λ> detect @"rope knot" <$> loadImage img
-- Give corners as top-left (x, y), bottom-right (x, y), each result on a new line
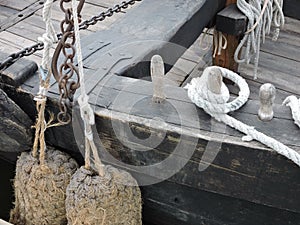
top-left (185, 66), bottom-right (249, 115)
top-left (78, 94), bottom-right (95, 141)
top-left (34, 86), bottom-right (49, 102)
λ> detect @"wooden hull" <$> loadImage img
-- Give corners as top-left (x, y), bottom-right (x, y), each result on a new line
top-left (1, 0), bottom-right (300, 223)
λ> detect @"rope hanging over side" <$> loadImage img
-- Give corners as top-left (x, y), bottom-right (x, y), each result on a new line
top-left (234, 0), bottom-right (284, 79)
top-left (66, 3), bottom-right (142, 224)
top-left (10, 1), bottom-right (79, 224)
top-left (185, 66), bottom-right (300, 167)
top-left (33, 0), bottom-right (58, 165)
top-left (71, 0), bottom-right (105, 177)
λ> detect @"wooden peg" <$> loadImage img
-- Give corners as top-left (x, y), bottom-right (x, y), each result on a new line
top-left (258, 83), bottom-right (276, 121)
top-left (151, 55), bottom-right (166, 103)
top-left (207, 68), bottom-right (223, 94)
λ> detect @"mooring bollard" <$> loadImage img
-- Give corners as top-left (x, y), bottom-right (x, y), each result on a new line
top-left (258, 83), bottom-right (276, 121)
top-left (151, 55), bottom-right (166, 103)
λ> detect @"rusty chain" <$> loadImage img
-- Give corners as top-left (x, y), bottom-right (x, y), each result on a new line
top-left (0, 0), bottom-right (141, 124)
top-left (53, 0), bottom-right (85, 124)
top-left (0, 0), bottom-right (141, 71)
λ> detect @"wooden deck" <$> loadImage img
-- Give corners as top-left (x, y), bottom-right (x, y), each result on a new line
top-left (0, 0), bottom-right (131, 64)
top-left (1, 0), bottom-right (300, 224)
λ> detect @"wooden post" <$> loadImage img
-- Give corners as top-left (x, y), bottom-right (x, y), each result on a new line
top-left (213, 0), bottom-right (247, 72)
top-left (151, 55), bottom-right (166, 103)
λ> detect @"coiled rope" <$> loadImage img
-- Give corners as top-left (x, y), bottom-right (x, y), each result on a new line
top-left (185, 66), bottom-right (300, 167)
top-left (234, 0), bottom-right (284, 79)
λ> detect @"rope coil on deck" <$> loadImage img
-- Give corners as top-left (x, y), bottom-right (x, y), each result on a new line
top-left (185, 66), bottom-right (300, 167)
top-left (65, 1), bottom-right (142, 224)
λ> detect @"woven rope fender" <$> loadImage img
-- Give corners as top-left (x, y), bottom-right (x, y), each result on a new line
top-left (10, 148), bottom-right (78, 225)
top-left (65, 1), bottom-right (142, 224)
top-left (66, 166), bottom-right (142, 225)
top-left (185, 66), bottom-right (300, 167)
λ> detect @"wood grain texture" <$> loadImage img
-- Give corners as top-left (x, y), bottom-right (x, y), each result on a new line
top-left (0, 88), bottom-right (32, 157)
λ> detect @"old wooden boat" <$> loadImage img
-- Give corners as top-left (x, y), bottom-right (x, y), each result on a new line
top-left (0, 0), bottom-right (300, 224)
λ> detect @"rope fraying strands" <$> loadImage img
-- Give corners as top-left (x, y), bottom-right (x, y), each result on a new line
top-left (185, 66), bottom-right (300, 167)
top-left (10, 1), bottom-right (79, 224)
top-left (283, 95), bottom-right (300, 129)
top-left (65, 1), bottom-right (142, 224)
top-left (234, 0), bottom-right (285, 79)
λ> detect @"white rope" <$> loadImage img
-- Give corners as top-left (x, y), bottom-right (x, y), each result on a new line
top-left (38, 0), bottom-right (57, 72)
top-left (235, 0), bottom-right (284, 79)
top-left (283, 96), bottom-right (300, 128)
top-left (213, 29), bottom-right (227, 58)
top-left (185, 66), bottom-right (300, 167)
top-left (72, 0), bottom-right (105, 176)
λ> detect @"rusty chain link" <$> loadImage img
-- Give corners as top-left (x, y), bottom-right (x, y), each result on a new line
top-left (53, 0), bottom-right (85, 124)
top-left (0, 0), bottom-right (141, 71)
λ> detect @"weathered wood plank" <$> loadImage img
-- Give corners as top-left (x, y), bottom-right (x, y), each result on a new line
top-left (0, 88), bottom-right (32, 157)
top-left (284, 17), bottom-right (300, 35)
top-left (239, 61), bottom-right (300, 96)
top-left (0, 33), bottom-right (42, 65)
top-left (260, 35), bottom-right (300, 63)
top-left (34, 1), bottom-right (118, 32)
top-left (0, 0), bottom-right (45, 32)
top-left (0, 51), bottom-right (37, 86)
top-left (0, 0), bottom-right (37, 11)
top-left (0, 5), bottom-right (18, 22)
top-left (142, 180), bottom-right (300, 225)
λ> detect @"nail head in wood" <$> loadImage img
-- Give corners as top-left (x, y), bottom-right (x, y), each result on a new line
top-left (258, 83), bottom-right (276, 121)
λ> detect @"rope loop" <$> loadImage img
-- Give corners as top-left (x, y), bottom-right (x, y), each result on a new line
top-left (187, 66), bottom-right (250, 115)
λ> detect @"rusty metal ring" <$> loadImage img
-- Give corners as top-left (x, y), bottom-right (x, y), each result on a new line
top-left (57, 111), bottom-right (71, 125)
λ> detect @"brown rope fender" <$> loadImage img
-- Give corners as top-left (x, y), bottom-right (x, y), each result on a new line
top-left (10, 0), bottom-right (78, 224)
top-left (65, 1), bottom-right (142, 224)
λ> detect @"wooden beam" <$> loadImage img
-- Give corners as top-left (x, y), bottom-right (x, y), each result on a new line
top-left (213, 0), bottom-right (247, 72)
top-left (0, 51), bottom-right (37, 87)
top-left (10, 74), bottom-right (297, 214)
top-left (216, 4), bottom-right (247, 36)
top-left (283, 0), bottom-right (300, 20)
top-left (0, 88), bottom-right (32, 162)
top-left (0, 0), bottom-right (45, 32)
